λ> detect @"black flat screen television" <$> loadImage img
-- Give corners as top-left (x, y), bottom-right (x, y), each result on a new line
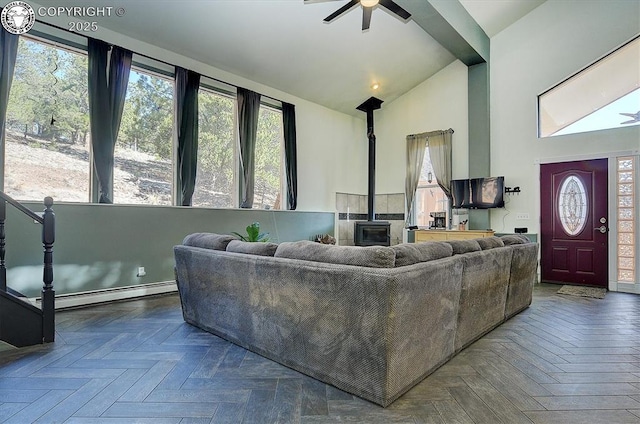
top-left (451, 176), bottom-right (504, 209)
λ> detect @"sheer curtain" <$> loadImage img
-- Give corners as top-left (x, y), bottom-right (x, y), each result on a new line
top-left (175, 67), bottom-right (201, 206)
top-left (87, 39), bottom-right (132, 203)
top-left (0, 29), bottom-right (18, 190)
top-left (405, 129), bottom-right (454, 225)
top-left (428, 128), bottom-right (454, 199)
top-left (405, 133), bottom-right (428, 225)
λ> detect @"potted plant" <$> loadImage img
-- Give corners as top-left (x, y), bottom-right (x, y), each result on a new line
top-left (232, 222), bottom-right (270, 242)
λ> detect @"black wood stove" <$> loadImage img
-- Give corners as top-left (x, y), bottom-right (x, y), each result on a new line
top-left (354, 97), bottom-right (390, 247)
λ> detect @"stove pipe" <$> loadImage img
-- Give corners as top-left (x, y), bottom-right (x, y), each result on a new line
top-left (356, 97), bottom-right (383, 221)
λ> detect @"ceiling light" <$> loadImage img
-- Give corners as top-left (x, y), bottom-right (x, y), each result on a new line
top-left (361, 0), bottom-right (379, 7)
top-left (371, 82), bottom-right (380, 90)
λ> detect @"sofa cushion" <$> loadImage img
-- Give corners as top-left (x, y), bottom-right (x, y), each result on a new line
top-left (226, 240), bottom-right (278, 257)
top-left (446, 239), bottom-right (482, 255)
top-left (391, 242), bottom-right (453, 267)
top-left (500, 234), bottom-right (531, 245)
top-left (476, 236), bottom-right (505, 250)
top-left (183, 232), bottom-right (235, 251)
top-left (275, 240), bottom-right (396, 268)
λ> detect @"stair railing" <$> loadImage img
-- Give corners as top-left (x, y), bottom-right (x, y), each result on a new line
top-left (0, 192), bottom-right (55, 343)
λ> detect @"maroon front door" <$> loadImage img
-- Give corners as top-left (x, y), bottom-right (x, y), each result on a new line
top-left (540, 159), bottom-right (608, 287)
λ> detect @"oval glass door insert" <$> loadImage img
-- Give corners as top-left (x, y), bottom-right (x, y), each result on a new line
top-left (558, 175), bottom-right (588, 236)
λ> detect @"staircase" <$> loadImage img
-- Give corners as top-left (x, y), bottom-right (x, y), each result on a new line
top-left (0, 193), bottom-right (55, 348)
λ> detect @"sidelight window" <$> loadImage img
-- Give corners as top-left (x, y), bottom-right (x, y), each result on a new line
top-left (617, 157), bottom-right (636, 282)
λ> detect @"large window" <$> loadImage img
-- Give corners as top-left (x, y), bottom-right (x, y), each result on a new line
top-left (192, 87), bottom-right (236, 208)
top-left (414, 148), bottom-right (448, 227)
top-left (115, 66), bottom-right (173, 205)
top-left (5, 35), bottom-right (90, 202)
top-left (539, 36), bottom-right (640, 138)
top-left (3, 30), bottom-right (287, 209)
top-left (254, 105), bottom-right (283, 209)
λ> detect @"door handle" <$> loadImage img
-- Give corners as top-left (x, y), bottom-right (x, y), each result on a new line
top-left (594, 225), bottom-right (608, 234)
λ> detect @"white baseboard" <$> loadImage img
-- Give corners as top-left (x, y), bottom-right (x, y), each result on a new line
top-left (31, 281), bottom-right (178, 310)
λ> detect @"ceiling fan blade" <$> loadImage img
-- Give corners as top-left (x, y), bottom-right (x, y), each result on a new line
top-left (324, 0), bottom-right (359, 22)
top-left (362, 6), bottom-right (372, 30)
top-left (379, 0), bottom-right (411, 20)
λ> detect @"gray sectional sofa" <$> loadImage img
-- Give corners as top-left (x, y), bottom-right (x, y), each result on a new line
top-left (174, 233), bottom-right (538, 407)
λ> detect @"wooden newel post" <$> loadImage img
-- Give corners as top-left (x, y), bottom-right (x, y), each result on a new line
top-left (42, 196), bottom-right (55, 343)
top-left (0, 199), bottom-right (6, 292)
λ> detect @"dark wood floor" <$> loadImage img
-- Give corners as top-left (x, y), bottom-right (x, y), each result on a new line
top-left (0, 283), bottom-right (639, 423)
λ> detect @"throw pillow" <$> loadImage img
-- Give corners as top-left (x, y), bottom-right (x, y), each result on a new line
top-left (446, 239), bottom-right (482, 255)
top-left (392, 242), bottom-right (453, 267)
top-left (500, 234), bottom-right (530, 246)
top-left (182, 232), bottom-right (236, 251)
top-left (274, 240), bottom-right (396, 268)
top-left (476, 236), bottom-right (505, 250)
top-left (226, 240), bottom-right (278, 257)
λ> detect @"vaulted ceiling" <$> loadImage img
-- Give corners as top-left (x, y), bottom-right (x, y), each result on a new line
top-left (40, 0), bottom-right (546, 116)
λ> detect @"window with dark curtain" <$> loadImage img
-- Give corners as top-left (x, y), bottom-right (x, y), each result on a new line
top-left (282, 102), bottom-right (297, 210)
top-left (87, 38), bottom-right (132, 203)
top-left (175, 67), bottom-right (201, 206)
top-left (237, 87), bottom-right (261, 208)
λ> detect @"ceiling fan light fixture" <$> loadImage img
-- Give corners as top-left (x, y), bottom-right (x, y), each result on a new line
top-left (361, 0), bottom-right (379, 7)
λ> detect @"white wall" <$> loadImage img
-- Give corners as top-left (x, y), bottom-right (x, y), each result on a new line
top-left (376, 59), bottom-right (469, 196)
top-left (490, 0), bottom-right (640, 234)
top-left (31, 5), bottom-right (367, 213)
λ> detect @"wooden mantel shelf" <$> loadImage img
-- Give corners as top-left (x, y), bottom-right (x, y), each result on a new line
top-left (411, 229), bottom-right (494, 243)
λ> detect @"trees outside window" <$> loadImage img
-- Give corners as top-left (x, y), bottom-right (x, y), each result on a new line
top-left (192, 89), bottom-right (235, 208)
top-left (5, 36), bottom-right (90, 202)
top-left (115, 68), bottom-right (173, 205)
top-left (4, 35), bottom-right (286, 209)
top-left (254, 106), bottom-right (283, 210)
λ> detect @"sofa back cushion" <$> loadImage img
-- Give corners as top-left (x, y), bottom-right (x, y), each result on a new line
top-left (446, 239), bottom-right (482, 255)
top-left (476, 236), bottom-right (505, 250)
top-left (391, 242), bottom-right (453, 267)
top-left (183, 232), bottom-right (235, 251)
top-left (226, 240), bottom-right (278, 257)
top-left (275, 240), bottom-right (396, 268)
top-left (500, 234), bottom-right (531, 245)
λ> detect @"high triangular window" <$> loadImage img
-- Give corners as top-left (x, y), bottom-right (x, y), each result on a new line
top-left (538, 36), bottom-right (640, 138)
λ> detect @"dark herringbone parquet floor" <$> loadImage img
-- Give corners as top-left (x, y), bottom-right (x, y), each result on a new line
top-left (1, 283), bottom-right (639, 423)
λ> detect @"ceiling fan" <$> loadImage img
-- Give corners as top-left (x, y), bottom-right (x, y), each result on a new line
top-left (619, 111), bottom-right (640, 125)
top-left (305, 0), bottom-right (411, 31)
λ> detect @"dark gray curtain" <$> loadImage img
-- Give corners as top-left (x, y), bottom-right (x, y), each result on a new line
top-left (0, 29), bottom-right (19, 190)
top-left (175, 67), bottom-right (201, 206)
top-left (87, 39), bottom-right (132, 203)
top-left (282, 102), bottom-right (297, 210)
top-left (237, 87), bottom-right (261, 208)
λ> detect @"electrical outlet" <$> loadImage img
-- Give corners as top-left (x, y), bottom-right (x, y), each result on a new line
top-left (137, 266), bottom-right (146, 277)
top-left (516, 213), bottom-right (530, 220)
